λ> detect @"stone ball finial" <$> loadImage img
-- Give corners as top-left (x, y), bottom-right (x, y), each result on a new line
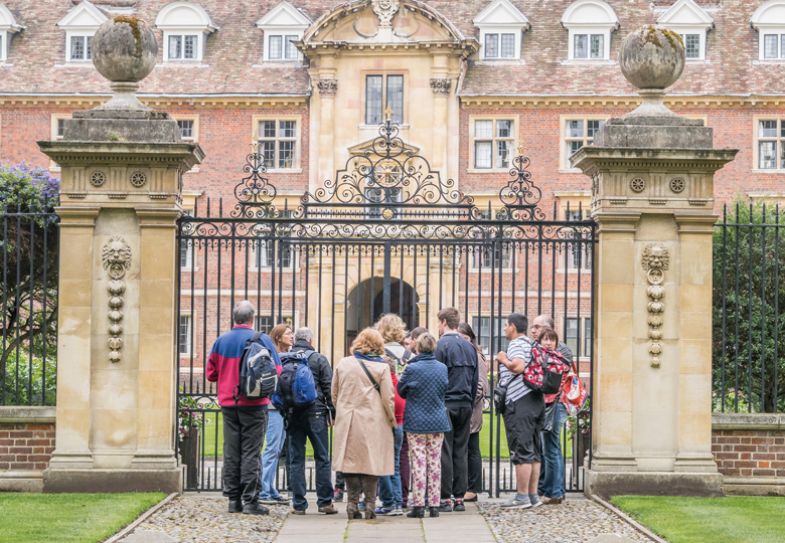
top-left (92, 16), bottom-right (158, 110)
top-left (619, 26), bottom-right (685, 118)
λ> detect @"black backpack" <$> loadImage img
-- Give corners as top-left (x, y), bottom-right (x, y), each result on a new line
top-left (235, 332), bottom-right (278, 401)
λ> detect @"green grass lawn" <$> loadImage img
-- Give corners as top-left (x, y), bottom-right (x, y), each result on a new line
top-left (0, 493), bottom-right (164, 543)
top-left (612, 496), bottom-right (785, 543)
top-left (200, 411), bottom-right (573, 460)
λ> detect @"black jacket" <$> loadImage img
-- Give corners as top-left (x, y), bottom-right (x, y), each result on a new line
top-left (434, 332), bottom-right (479, 407)
top-left (291, 339), bottom-right (335, 417)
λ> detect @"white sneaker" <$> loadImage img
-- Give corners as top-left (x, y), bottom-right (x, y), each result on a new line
top-left (388, 507), bottom-right (404, 516)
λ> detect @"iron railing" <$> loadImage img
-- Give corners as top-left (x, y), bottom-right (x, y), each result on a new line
top-left (0, 204), bottom-right (59, 406)
top-left (713, 201), bottom-right (785, 413)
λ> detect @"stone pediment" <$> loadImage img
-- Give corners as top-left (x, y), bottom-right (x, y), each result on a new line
top-left (347, 137), bottom-right (419, 157)
top-left (304, 0), bottom-right (466, 47)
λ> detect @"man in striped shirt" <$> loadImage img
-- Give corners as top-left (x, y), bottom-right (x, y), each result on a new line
top-left (496, 313), bottom-right (544, 509)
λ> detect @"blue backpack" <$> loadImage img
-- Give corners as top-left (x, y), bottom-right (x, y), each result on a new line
top-left (235, 332), bottom-right (278, 401)
top-left (272, 349), bottom-right (318, 410)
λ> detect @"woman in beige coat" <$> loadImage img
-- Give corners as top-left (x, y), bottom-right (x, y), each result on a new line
top-left (332, 327), bottom-right (396, 520)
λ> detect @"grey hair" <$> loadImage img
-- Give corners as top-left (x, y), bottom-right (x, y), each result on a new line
top-left (294, 327), bottom-right (313, 344)
top-left (233, 300), bottom-right (256, 325)
top-left (534, 314), bottom-right (555, 329)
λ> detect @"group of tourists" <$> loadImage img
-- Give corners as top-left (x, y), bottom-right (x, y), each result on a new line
top-left (206, 300), bottom-right (580, 518)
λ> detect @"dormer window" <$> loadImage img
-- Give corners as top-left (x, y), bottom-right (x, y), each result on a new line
top-left (657, 0), bottom-right (713, 61)
top-left (473, 0), bottom-right (530, 61)
top-left (752, 1), bottom-right (785, 61)
top-left (56, 0), bottom-right (106, 64)
top-left (155, 2), bottom-right (217, 63)
top-left (256, 1), bottom-right (311, 63)
top-left (561, 0), bottom-right (619, 61)
top-left (0, 4), bottom-right (23, 63)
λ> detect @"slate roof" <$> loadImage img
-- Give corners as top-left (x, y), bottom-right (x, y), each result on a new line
top-left (0, 0), bottom-right (781, 97)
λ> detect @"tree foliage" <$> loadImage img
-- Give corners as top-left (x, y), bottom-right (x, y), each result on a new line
top-left (0, 164), bottom-right (59, 405)
top-left (713, 200), bottom-right (785, 413)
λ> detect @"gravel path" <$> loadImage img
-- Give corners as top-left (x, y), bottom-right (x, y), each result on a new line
top-left (117, 494), bottom-right (288, 543)
top-left (480, 496), bottom-right (655, 543)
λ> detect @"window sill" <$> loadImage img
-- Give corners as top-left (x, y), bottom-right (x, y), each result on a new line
top-left (56, 62), bottom-right (93, 68)
top-left (254, 60), bottom-right (303, 66)
top-left (753, 60), bottom-right (785, 65)
top-left (477, 58), bottom-right (524, 65)
top-left (358, 124), bottom-right (410, 130)
top-left (556, 268), bottom-right (593, 274)
top-left (266, 168), bottom-right (302, 174)
top-left (558, 168), bottom-right (586, 174)
top-left (752, 169), bottom-right (785, 174)
top-left (468, 268), bottom-right (514, 273)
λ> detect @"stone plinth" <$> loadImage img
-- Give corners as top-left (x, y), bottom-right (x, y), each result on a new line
top-left (38, 108), bottom-right (203, 493)
top-left (572, 112), bottom-right (736, 498)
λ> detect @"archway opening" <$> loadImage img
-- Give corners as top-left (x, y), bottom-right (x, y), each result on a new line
top-left (345, 277), bottom-right (419, 351)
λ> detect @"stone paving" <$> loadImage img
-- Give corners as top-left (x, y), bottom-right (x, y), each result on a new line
top-left (115, 493), bottom-right (654, 543)
top-left (480, 495), bottom-right (654, 543)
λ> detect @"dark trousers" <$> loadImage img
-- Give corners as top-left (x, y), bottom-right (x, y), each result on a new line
top-left (288, 409), bottom-right (334, 510)
top-left (440, 404), bottom-right (473, 501)
top-left (345, 474), bottom-right (378, 511)
top-left (467, 431), bottom-right (482, 493)
top-left (221, 406), bottom-right (267, 504)
top-left (400, 433), bottom-right (410, 506)
top-left (335, 471), bottom-right (345, 490)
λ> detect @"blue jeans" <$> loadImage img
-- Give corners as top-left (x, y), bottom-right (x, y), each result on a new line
top-left (538, 402), bottom-right (567, 499)
top-left (259, 408), bottom-right (286, 499)
top-left (288, 409), bottom-right (333, 511)
top-left (378, 424), bottom-right (403, 508)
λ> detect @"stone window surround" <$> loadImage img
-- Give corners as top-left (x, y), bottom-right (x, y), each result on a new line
top-left (263, 31), bottom-right (303, 62)
top-left (565, 315), bottom-right (592, 358)
top-left (363, 72), bottom-right (405, 126)
top-left (656, 0), bottom-right (714, 62)
top-left (161, 30), bottom-right (206, 63)
top-left (155, 1), bottom-right (218, 64)
top-left (753, 115), bottom-right (785, 172)
top-left (555, 192), bottom-right (592, 272)
top-left (252, 114), bottom-right (302, 173)
top-left (559, 114), bottom-right (606, 172)
top-left (249, 238), bottom-right (297, 271)
top-left (255, 0), bottom-right (310, 63)
top-left (178, 313), bottom-right (192, 356)
top-left (49, 113), bottom-right (71, 172)
top-left (467, 114), bottom-right (518, 173)
top-left (479, 29), bottom-right (521, 61)
top-left (173, 114), bottom-right (200, 172)
top-left (0, 30), bottom-right (6, 62)
top-left (0, 4), bottom-right (22, 64)
top-left (468, 315), bottom-right (510, 354)
top-left (473, 0), bottom-right (529, 62)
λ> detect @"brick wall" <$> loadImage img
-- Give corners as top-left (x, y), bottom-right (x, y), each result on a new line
top-left (0, 407), bottom-right (56, 491)
top-left (712, 413), bottom-right (785, 496)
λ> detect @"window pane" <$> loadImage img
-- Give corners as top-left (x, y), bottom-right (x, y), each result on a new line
top-left (684, 34), bottom-right (700, 59)
top-left (567, 119), bottom-right (583, 138)
top-left (183, 35), bottom-right (196, 59)
top-left (177, 120), bottom-right (194, 139)
top-left (474, 141), bottom-right (492, 169)
top-left (474, 120), bottom-right (493, 138)
top-left (500, 33), bottom-right (516, 58)
top-left (583, 318), bottom-right (592, 357)
top-left (590, 34), bottom-right (604, 59)
top-left (260, 141), bottom-right (275, 167)
top-left (278, 140), bottom-right (295, 168)
top-left (180, 240), bottom-right (192, 268)
top-left (759, 120), bottom-right (777, 138)
top-left (259, 120), bottom-right (276, 139)
top-left (269, 35), bottom-right (282, 60)
top-left (0, 34), bottom-right (4, 61)
top-left (587, 120), bottom-right (601, 139)
top-left (567, 140), bottom-right (583, 163)
top-left (781, 142), bottom-right (785, 169)
top-left (565, 318), bottom-right (579, 355)
top-left (56, 119), bottom-right (66, 138)
top-left (70, 36), bottom-right (84, 60)
top-left (86, 35), bottom-right (93, 59)
top-left (764, 34), bottom-right (778, 59)
top-left (496, 140), bottom-right (511, 169)
top-left (279, 120), bottom-right (296, 138)
top-left (365, 75), bottom-right (383, 125)
top-left (574, 34), bottom-right (588, 59)
top-left (782, 35), bottom-right (785, 59)
top-left (759, 141), bottom-right (776, 169)
top-left (496, 119), bottom-right (512, 138)
top-left (484, 33), bottom-right (499, 58)
top-left (168, 35), bottom-right (182, 59)
top-left (178, 316), bottom-right (191, 355)
top-left (386, 75), bottom-right (404, 124)
top-left (285, 35), bottom-right (298, 59)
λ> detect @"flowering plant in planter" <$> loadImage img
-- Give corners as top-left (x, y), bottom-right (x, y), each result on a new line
top-left (178, 393), bottom-right (200, 441)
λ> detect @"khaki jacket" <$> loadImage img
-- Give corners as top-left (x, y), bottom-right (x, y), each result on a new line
top-left (332, 355), bottom-right (396, 476)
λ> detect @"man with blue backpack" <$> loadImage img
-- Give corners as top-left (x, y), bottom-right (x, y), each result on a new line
top-left (206, 301), bottom-right (280, 515)
top-left (274, 327), bottom-right (338, 515)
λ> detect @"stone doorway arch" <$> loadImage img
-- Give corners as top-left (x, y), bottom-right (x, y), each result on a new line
top-left (345, 276), bottom-right (419, 351)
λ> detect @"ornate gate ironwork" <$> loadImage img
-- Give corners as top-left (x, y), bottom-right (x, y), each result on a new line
top-left (176, 119), bottom-right (595, 495)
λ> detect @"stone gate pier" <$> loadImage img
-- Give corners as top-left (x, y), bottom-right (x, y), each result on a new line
top-left (37, 17), bottom-right (201, 492)
top-left (573, 27), bottom-right (737, 497)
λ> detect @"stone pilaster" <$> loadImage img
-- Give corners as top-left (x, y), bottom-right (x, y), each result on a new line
top-left (37, 16), bottom-right (203, 493)
top-left (572, 26), bottom-right (737, 498)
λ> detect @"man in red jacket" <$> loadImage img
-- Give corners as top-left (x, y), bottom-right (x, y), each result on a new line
top-left (207, 300), bottom-right (281, 515)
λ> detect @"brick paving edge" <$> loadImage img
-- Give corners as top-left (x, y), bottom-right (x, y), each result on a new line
top-left (589, 495), bottom-right (668, 543)
top-left (103, 492), bottom-right (179, 543)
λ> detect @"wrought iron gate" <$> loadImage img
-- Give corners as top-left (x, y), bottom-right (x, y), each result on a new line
top-left (176, 120), bottom-right (595, 494)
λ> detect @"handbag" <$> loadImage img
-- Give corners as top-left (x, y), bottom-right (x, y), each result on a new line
top-left (542, 401), bottom-right (557, 433)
